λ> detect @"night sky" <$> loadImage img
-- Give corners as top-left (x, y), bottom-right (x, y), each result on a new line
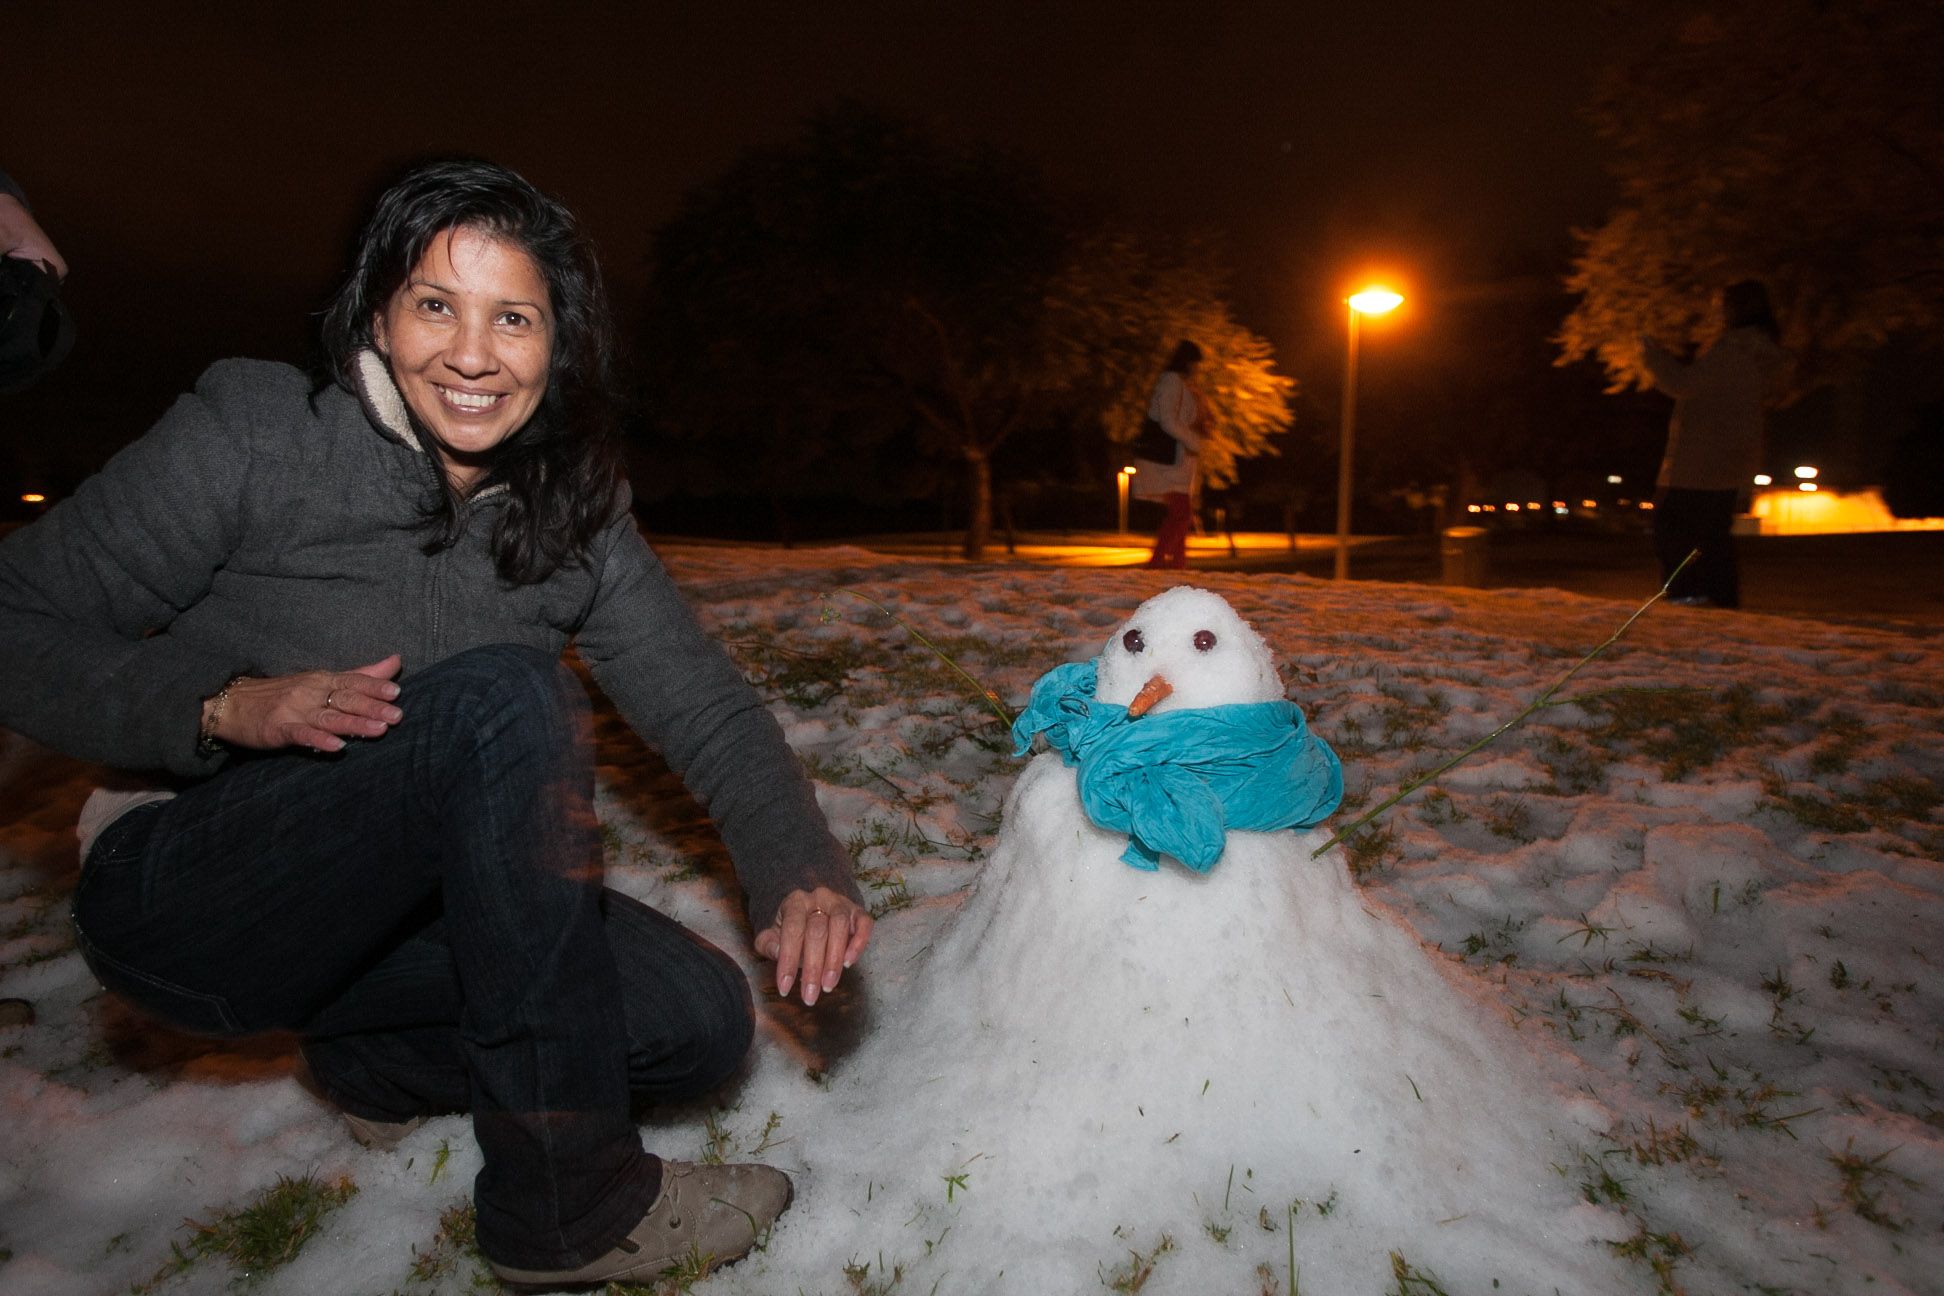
top-left (5, 1), bottom-right (1619, 471)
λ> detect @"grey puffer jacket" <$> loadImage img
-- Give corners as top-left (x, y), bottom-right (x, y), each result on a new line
top-left (0, 353), bottom-right (858, 926)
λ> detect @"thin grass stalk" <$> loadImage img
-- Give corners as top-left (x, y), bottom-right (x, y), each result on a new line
top-left (837, 587), bottom-right (1016, 727)
top-left (1310, 549), bottom-right (1698, 860)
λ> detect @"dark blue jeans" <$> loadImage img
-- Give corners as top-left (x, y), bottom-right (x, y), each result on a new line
top-left (70, 644), bottom-right (755, 1270)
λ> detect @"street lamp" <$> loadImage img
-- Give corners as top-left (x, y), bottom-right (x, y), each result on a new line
top-left (1116, 464), bottom-right (1136, 535)
top-left (1334, 286), bottom-right (1403, 581)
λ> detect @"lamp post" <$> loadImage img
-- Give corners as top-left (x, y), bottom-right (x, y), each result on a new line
top-left (1334, 286), bottom-right (1403, 581)
top-left (1116, 464), bottom-right (1136, 536)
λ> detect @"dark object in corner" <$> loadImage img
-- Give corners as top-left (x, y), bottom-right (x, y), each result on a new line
top-left (0, 255), bottom-right (75, 394)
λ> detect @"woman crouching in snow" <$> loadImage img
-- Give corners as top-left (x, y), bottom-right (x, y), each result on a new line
top-left (0, 158), bottom-right (870, 1290)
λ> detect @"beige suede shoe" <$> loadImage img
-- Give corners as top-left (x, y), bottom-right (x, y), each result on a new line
top-left (341, 1111), bottom-right (427, 1151)
top-left (487, 1160), bottom-right (793, 1292)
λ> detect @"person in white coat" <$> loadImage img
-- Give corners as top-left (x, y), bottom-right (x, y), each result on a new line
top-left (1640, 281), bottom-right (1786, 608)
top-left (1133, 339), bottom-right (1206, 568)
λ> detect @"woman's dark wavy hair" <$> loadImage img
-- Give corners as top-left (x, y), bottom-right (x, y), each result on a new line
top-left (319, 158), bottom-right (622, 585)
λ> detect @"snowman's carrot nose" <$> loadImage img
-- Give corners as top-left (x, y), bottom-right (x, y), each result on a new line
top-left (1126, 674), bottom-right (1173, 718)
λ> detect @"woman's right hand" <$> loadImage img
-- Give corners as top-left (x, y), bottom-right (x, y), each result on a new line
top-left (206, 654), bottom-right (405, 753)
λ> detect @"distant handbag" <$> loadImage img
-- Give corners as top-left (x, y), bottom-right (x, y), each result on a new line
top-left (1131, 415), bottom-right (1178, 464)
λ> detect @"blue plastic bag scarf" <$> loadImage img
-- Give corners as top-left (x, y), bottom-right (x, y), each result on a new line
top-left (1010, 659), bottom-right (1344, 872)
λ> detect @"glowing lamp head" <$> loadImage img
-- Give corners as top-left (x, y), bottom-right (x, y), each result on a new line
top-left (1793, 465), bottom-right (1819, 480)
top-left (1753, 474), bottom-right (1773, 486)
top-left (1347, 288), bottom-right (1403, 315)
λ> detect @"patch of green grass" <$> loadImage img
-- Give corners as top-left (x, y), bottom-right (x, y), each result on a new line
top-left (1480, 795), bottom-right (1535, 843)
top-left (697, 1108), bottom-right (784, 1167)
top-left (1575, 1151), bottom-right (1631, 1205)
top-left (1764, 767), bottom-right (1940, 839)
top-left (1829, 1140), bottom-right (1919, 1231)
top-left (1292, 1189), bottom-right (1339, 1218)
top-left (1099, 1232), bottom-right (1174, 1293)
top-left (1536, 733), bottom-right (1609, 795)
top-left (1618, 1117), bottom-right (1712, 1167)
top-left (1762, 778), bottom-right (1871, 833)
top-left (1385, 1251), bottom-right (1452, 1295)
top-left (1341, 824), bottom-right (1398, 880)
top-left (1414, 788), bottom-right (1467, 826)
top-left (1868, 680), bottom-right (1942, 708)
top-left (1859, 773), bottom-right (1942, 823)
top-left (1455, 915), bottom-right (1526, 966)
top-left (137, 1173), bottom-right (357, 1292)
top-left (1606, 1218), bottom-right (1694, 1296)
top-left (1664, 1065), bottom-right (1819, 1136)
top-left (839, 1254), bottom-right (906, 1295)
top-left (405, 1202), bottom-right (490, 1287)
top-left (740, 630), bottom-right (894, 710)
top-left (1375, 688), bottom-right (1448, 753)
top-left (1556, 913), bottom-right (1615, 948)
top-left (1623, 940), bottom-right (1691, 966)
top-left (846, 817), bottom-right (931, 915)
top-left (802, 751), bottom-right (868, 785)
top-left (1582, 683), bottom-right (1787, 780)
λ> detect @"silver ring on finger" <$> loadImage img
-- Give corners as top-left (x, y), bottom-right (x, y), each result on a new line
top-left (324, 688), bottom-right (339, 711)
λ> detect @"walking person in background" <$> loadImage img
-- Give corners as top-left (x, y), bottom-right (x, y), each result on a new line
top-left (1640, 280), bottom-right (1786, 608)
top-left (1133, 339), bottom-right (1207, 569)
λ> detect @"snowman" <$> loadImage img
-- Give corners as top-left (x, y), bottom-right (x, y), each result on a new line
top-left (748, 587), bottom-right (1627, 1294)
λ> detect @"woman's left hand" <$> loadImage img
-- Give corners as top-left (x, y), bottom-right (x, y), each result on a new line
top-left (754, 887), bottom-right (873, 1007)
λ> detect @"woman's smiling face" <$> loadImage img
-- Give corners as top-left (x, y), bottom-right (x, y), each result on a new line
top-left (373, 225), bottom-right (553, 492)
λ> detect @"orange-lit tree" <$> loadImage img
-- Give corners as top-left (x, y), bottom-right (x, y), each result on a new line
top-left (1051, 238), bottom-right (1293, 494)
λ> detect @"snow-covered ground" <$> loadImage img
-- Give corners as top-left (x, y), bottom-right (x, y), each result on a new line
top-left (2, 544), bottom-right (1939, 1295)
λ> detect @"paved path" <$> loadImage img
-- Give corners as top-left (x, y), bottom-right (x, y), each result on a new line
top-left (833, 528), bottom-right (1944, 633)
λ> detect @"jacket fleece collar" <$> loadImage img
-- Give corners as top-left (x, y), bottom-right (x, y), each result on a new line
top-left (352, 348), bottom-right (424, 453)
top-left (351, 348), bottom-right (508, 499)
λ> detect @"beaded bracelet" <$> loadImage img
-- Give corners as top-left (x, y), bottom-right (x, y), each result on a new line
top-left (197, 675), bottom-right (247, 757)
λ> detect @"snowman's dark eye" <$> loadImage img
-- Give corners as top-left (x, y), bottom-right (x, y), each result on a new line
top-left (1193, 629), bottom-right (1218, 652)
top-left (1122, 628), bottom-right (1145, 653)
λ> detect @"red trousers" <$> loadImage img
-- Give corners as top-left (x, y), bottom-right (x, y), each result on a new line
top-left (1146, 493), bottom-right (1192, 569)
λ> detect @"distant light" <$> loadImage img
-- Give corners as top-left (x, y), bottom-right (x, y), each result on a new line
top-left (20, 493), bottom-right (45, 504)
top-left (1794, 465), bottom-right (1819, 480)
top-left (1527, 501), bottom-right (1542, 511)
top-left (1580, 499), bottom-right (1598, 509)
top-left (1640, 501), bottom-right (1654, 510)
top-left (1799, 481), bottom-right (1819, 492)
top-left (1348, 287), bottom-right (1403, 315)
top-left (1753, 474), bottom-right (1773, 487)
top-left (1466, 503), bottom-right (1482, 513)
top-left (1482, 504), bottom-right (1497, 512)
top-left (1551, 500), bottom-right (1565, 509)
top-left (1554, 506), bottom-right (1569, 515)
top-left (1606, 475), bottom-right (1623, 485)
top-left (1121, 465), bottom-right (1137, 475)
top-left (1505, 502), bottom-right (1521, 512)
